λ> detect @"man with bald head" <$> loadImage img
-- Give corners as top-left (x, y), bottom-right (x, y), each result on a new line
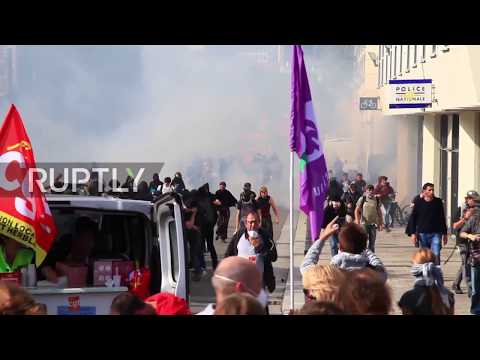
top-left (197, 256), bottom-right (265, 315)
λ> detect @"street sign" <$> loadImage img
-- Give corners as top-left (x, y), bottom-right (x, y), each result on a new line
top-left (359, 97), bottom-right (379, 110)
top-left (389, 79), bottom-right (432, 109)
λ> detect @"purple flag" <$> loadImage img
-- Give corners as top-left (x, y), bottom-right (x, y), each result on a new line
top-left (289, 45), bottom-right (329, 241)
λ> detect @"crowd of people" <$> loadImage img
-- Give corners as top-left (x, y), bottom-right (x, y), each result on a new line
top-left (3, 165), bottom-right (479, 316)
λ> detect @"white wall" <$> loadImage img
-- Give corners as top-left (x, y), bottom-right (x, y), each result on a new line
top-left (458, 111), bottom-right (479, 204)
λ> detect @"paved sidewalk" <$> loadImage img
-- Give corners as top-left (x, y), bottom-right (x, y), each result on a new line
top-left (280, 217), bottom-right (472, 315)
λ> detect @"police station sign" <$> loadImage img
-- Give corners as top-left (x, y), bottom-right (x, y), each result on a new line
top-left (389, 79), bottom-right (432, 109)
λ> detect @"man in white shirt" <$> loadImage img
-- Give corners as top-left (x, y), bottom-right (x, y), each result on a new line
top-left (197, 256), bottom-right (264, 315)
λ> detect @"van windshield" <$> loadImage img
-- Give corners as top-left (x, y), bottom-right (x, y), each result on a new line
top-left (37, 208), bottom-right (154, 288)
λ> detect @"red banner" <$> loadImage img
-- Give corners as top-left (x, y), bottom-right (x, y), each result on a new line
top-left (0, 104), bottom-right (57, 266)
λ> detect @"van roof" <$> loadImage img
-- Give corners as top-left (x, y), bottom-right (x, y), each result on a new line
top-left (46, 194), bottom-right (153, 218)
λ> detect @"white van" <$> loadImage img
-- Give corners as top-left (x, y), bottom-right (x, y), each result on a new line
top-left (30, 192), bottom-right (188, 315)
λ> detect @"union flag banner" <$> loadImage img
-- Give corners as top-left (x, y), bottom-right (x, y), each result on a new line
top-left (0, 104), bottom-right (57, 266)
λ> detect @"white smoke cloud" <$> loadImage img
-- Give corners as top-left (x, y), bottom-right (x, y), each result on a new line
top-left (0, 45), bottom-right (369, 206)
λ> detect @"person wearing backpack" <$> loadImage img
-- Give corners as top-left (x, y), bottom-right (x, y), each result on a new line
top-left (355, 184), bottom-right (384, 252)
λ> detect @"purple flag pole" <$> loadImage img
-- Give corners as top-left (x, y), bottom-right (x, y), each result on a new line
top-left (289, 45), bottom-right (329, 310)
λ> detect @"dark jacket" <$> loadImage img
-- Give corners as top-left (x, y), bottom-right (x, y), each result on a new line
top-left (341, 190), bottom-right (361, 216)
top-left (406, 196), bottom-right (448, 236)
top-left (215, 189), bottom-right (238, 209)
top-left (225, 227), bottom-right (277, 293)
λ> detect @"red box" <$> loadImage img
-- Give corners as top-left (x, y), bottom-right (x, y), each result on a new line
top-left (93, 260), bottom-right (134, 287)
top-left (56, 262), bottom-right (88, 288)
top-left (0, 272), bottom-right (21, 285)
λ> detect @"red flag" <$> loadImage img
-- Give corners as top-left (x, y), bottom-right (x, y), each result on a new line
top-left (0, 104), bottom-right (57, 266)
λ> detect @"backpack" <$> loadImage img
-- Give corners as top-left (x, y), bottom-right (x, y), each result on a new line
top-left (360, 195), bottom-right (380, 224)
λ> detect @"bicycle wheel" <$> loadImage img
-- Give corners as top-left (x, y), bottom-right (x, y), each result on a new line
top-left (402, 205), bottom-right (412, 224)
top-left (395, 205), bottom-right (405, 226)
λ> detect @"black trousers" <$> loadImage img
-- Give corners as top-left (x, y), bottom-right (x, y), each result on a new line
top-left (202, 224), bottom-right (218, 270)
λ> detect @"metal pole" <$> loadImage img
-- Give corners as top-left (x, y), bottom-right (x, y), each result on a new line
top-left (289, 151), bottom-right (294, 311)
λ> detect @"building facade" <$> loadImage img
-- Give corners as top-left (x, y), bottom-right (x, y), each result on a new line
top-left (366, 45), bottom-right (480, 226)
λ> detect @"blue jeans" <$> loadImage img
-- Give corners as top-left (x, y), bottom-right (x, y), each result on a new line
top-left (383, 201), bottom-right (392, 228)
top-left (471, 266), bottom-right (480, 315)
top-left (330, 234), bottom-right (339, 257)
top-left (418, 233), bottom-right (442, 265)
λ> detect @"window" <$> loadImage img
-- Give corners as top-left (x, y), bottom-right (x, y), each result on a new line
top-left (378, 45), bottom-right (382, 88)
top-left (421, 45), bottom-right (426, 63)
top-left (431, 45), bottom-right (437, 58)
top-left (406, 45), bottom-right (410, 73)
top-left (168, 220), bottom-right (179, 282)
top-left (399, 45), bottom-right (403, 76)
top-left (389, 46), bottom-right (393, 80)
top-left (393, 46), bottom-right (397, 79)
top-left (413, 45), bottom-right (418, 68)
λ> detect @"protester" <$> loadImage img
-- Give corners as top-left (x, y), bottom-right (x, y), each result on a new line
top-left (225, 211), bottom-right (277, 295)
top-left (0, 234), bottom-right (34, 274)
top-left (398, 248), bottom-right (454, 315)
top-left (110, 292), bottom-right (156, 315)
top-left (171, 172), bottom-right (186, 193)
top-left (355, 184), bottom-right (384, 252)
top-left (330, 223), bottom-right (387, 281)
top-left (302, 264), bottom-right (347, 305)
top-left (342, 181), bottom-right (362, 223)
top-left (197, 256), bottom-right (264, 315)
top-left (149, 173), bottom-right (163, 195)
top-left (197, 183), bottom-right (221, 270)
top-left (162, 177), bottom-right (174, 194)
top-left (327, 177), bottom-right (343, 201)
top-left (322, 197), bottom-right (347, 256)
top-left (451, 190), bottom-right (480, 294)
top-left (354, 173), bottom-right (367, 194)
top-left (256, 186), bottom-right (280, 242)
top-left (0, 281), bottom-right (46, 315)
top-left (235, 182), bottom-right (260, 234)
top-left (214, 293), bottom-right (266, 315)
top-left (184, 209), bottom-right (205, 281)
top-left (214, 181), bottom-right (238, 243)
top-left (145, 292), bottom-right (192, 315)
top-left (373, 176), bottom-right (395, 232)
top-left (296, 301), bottom-right (345, 315)
top-left (406, 183), bottom-right (448, 264)
top-left (459, 207), bottom-right (480, 315)
top-left (134, 181), bottom-right (153, 201)
top-left (341, 173), bottom-right (350, 194)
top-left (337, 268), bottom-right (392, 315)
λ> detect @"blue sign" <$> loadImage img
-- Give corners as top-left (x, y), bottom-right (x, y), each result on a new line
top-left (389, 79), bottom-right (433, 109)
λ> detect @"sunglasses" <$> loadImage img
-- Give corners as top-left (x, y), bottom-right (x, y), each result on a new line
top-left (303, 288), bottom-right (316, 301)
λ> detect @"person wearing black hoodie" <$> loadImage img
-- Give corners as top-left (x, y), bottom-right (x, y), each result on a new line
top-left (323, 196), bottom-right (347, 256)
top-left (215, 181), bottom-right (238, 243)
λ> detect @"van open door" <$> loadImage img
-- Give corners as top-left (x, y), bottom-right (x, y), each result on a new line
top-left (154, 193), bottom-right (188, 302)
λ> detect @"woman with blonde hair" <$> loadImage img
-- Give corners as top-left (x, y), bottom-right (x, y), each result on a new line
top-left (256, 186), bottom-right (280, 241)
top-left (302, 264), bottom-right (347, 305)
top-left (398, 248), bottom-right (454, 315)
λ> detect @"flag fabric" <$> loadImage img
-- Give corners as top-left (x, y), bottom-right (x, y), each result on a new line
top-left (289, 45), bottom-right (329, 241)
top-left (0, 104), bottom-right (57, 266)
